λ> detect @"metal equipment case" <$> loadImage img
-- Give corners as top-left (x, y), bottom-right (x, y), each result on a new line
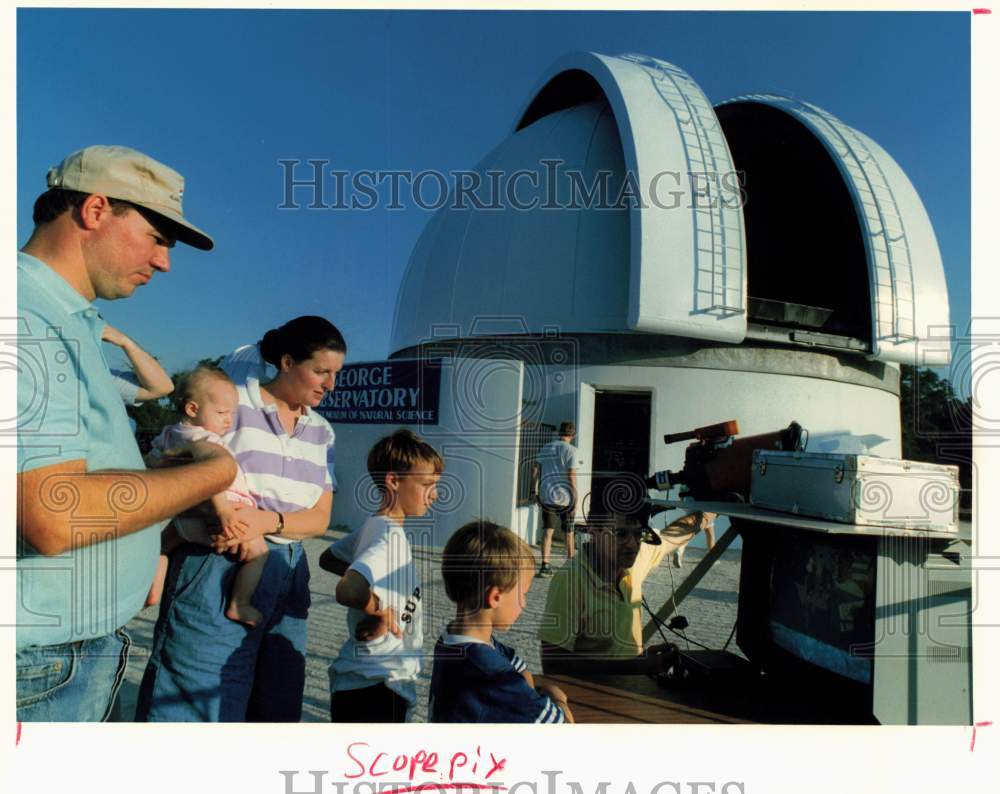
top-left (750, 451), bottom-right (960, 532)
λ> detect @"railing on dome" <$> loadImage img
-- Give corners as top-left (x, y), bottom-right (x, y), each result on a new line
top-left (516, 420), bottom-right (556, 506)
top-left (735, 93), bottom-right (918, 347)
top-left (619, 53), bottom-right (746, 320)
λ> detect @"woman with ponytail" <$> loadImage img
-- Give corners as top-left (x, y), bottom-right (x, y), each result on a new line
top-left (137, 316), bottom-right (346, 721)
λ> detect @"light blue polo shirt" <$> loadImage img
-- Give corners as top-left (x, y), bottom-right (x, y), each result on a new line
top-left (16, 252), bottom-right (163, 649)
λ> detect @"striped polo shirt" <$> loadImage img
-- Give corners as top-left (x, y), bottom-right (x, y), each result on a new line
top-left (223, 376), bottom-right (336, 544)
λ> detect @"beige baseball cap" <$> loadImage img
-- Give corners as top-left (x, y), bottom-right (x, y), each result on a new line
top-left (46, 145), bottom-right (214, 250)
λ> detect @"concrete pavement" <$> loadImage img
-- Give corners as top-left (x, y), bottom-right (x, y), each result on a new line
top-left (119, 531), bottom-right (743, 722)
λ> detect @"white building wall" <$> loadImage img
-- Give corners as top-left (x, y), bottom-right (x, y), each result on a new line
top-left (331, 355), bottom-right (899, 550)
top-left (328, 357), bottom-right (524, 548)
top-left (525, 361), bottom-right (901, 537)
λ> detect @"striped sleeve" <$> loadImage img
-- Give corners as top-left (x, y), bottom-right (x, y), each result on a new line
top-left (492, 636), bottom-right (527, 674)
top-left (438, 643), bottom-right (570, 724)
top-left (480, 657), bottom-right (567, 724)
top-left (535, 696), bottom-right (566, 724)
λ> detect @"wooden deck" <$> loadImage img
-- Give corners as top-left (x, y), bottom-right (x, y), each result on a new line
top-left (537, 656), bottom-right (878, 725)
top-left (537, 672), bottom-right (752, 724)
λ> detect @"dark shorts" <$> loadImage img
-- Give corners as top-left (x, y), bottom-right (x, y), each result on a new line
top-left (331, 683), bottom-right (409, 723)
top-left (541, 503), bottom-right (575, 535)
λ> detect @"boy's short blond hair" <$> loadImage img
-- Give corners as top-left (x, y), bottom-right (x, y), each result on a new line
top-left (367, 428), bottom-right (444, 493)
top-left (171, 364), bottom-right (232, 413)
top-left (442, 521), bottom-right (533, 611)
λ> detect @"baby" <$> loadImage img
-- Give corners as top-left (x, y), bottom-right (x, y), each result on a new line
top-left (145, 364), bottom-right (267, 627)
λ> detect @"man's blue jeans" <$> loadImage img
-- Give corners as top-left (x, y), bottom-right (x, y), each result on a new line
top-left (135, 541), bottom-right (310, 722)
top-left (16, 628), bottom-right (131, 722)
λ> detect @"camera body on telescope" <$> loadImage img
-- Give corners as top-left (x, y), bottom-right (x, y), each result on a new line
top-left (646, 419), bottom-right (805, 502)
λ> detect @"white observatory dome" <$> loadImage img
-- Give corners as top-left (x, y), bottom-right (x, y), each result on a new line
top-left (392, 96), bottom-right (632, 347)
top-left (391, 52), bottom-right (950, 367)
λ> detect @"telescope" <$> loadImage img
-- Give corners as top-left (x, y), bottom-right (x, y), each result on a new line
top-left (646, 419), bottom-right (805, 501)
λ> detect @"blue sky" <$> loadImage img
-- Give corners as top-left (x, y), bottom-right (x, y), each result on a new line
top-left (17, 9), bottom-right (970, 378)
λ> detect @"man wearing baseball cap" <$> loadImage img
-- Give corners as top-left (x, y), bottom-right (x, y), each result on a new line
top-left (16, 146), bottom-right (235, 721)
top-left (537, 477), bottom-right (679, 677)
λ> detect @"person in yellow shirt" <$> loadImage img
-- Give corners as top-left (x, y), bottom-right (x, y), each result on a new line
top-left (538, 502), bottom-right (686, 675)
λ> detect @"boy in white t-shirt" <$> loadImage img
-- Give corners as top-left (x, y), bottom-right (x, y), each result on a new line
top-left (145, 365), bottom-right (268, 627)
top-left (319, 429), bottom-right (443, 722)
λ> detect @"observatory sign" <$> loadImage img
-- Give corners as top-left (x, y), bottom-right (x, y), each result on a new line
top-left (317, 359), bottom-right (442, 425)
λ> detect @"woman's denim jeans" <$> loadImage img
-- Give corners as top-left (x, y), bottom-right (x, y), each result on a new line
top-left (135, 541), bottom-right (310, 722)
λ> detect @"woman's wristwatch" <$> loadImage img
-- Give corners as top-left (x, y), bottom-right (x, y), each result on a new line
top-left (273, 511), bottom-right (285, 536)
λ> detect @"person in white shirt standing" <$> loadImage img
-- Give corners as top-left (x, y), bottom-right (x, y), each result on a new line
top-left (320, 429), bottom-right (443, 722)
top-left (532, 420), bottom-right (580, 578)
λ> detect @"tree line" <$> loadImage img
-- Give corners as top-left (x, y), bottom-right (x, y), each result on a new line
top-left (899, 365), bottom-right (973, 514)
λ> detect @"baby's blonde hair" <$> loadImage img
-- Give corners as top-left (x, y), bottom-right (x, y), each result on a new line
top-left (171, 364), bottom-right (233, 413)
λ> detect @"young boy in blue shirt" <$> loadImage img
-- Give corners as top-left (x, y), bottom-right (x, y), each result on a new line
top-left (430, 520), bottom-right (574, 723)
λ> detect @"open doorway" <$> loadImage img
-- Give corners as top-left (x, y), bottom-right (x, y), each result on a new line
top-left (715, 100), bottom-right (872, 349)
top-left (589, 390), bottom-right (652, 515)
